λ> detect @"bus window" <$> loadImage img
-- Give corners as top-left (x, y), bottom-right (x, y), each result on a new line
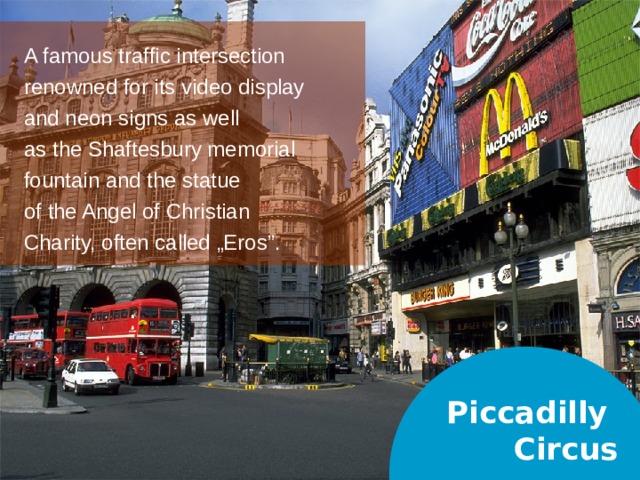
top-left (130, 308), bottom-right (138, 319)
top-left (112, 310), bottom-right (120, 319)
top-left (160, 309), bottom-right (178, 319)
top-left (158, 340), bottom-right (172, 356)
top-left (128, 339), bottom-right (137, 353)
top-left (141, 308), bottom-right (158, 319)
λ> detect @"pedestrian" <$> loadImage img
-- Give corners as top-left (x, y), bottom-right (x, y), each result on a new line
top-left (372, 349), bottom-right (379, 370)
top-left (454, 347), bottom-right (461, 363)
top-left (361, 353), bottom-right (374, 382)
top-left (393, 350), bottom-right (401, 374)
top-left (240, 344), bottom-right (249, 362)
top-left (404, 350), bottom-right (413, 374)
top-left (459, 347), bottom-right (472, 360)
top-left (430, 349), bottom-right (438, 365)
top-left (445, 348), bottom-right (454, 366)
top-left (356, 348), bottom-right (364, 370)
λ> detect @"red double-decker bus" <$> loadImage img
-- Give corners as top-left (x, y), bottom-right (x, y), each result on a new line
top-left (5, 311), bottom-right (88, 370)
top-left (86, 299), bottom-right (181, 385)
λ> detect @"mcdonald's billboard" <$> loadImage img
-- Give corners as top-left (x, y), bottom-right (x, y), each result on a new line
top-left (388, 27), bottom-right (460, 225)
top-left (457, 30), bottom-right (583, 188)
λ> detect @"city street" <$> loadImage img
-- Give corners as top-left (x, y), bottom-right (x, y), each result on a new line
top-left (1, 374), bottom-right (421, 480)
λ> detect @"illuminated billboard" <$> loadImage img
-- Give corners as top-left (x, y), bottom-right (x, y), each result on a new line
top-left (389, 26), bottom-right (459, 225)
top-left (452, 0), bottom-right (572, 112)
top-left (574, 0), bottom-right (640, 116)
top-left (456, 21), bottom-right (582, 187)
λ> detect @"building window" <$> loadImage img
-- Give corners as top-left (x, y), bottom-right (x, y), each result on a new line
top-left (259, 281), bottom-right (268, 293)
top-left (282, 239), bottom-right (296, 253)
top-left (283, 220), bottom-right (295, 233)
top-left (87, 184), bottom-right (115, 263)
top-left (67, 99), bottom-right (81, 117)
top-left (146, 175), bottom-right (177, 256)
top-left (40, 156), bottom-right (60, 175)
top-left (35, 105), bottom-right (48, 117)
top-left (259, 220), bottom-right (269, 234)
top-left (283, 181), bottom-right (297, 194)
top-left (1, 185), bottom-right (8, 203)
top-left (176, 77), bottom-right (191, 102)
top-left (259, 262), bottom-right (269, 274)
top-left (282, 262), bottom-right (296, 274)
top-left (137, 88), bottom-right (153, 109)
top-left (282, 281), bottom-right (297, 292)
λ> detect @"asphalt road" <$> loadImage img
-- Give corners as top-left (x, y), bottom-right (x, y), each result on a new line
top-left (1, 376), bottom-right (420, 480)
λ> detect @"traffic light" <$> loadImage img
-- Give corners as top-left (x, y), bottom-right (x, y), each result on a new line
top-left (37, 286), bottom-right (59, 340)
top-left (182, 314), bottom-right (194, 341)
top-left (1, 307), bottom-right (13, 341)
top-left (386, 320), bottom-right (395, 341)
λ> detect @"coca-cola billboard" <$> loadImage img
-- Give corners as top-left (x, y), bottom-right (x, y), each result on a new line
top-left (451, 0), bottom-right (572, 110)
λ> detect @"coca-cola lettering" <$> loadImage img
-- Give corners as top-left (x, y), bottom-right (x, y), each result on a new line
top-left (454, 0), bottom-right (538, 87)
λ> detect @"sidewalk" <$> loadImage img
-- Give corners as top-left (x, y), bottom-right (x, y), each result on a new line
top-left (363, 368), bottom-right (426, 388)
top-left (0, 379), bottom-right (87, 414)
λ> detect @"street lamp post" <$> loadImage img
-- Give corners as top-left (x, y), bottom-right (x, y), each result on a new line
top-left (494, 202), bottom-right (529, 347)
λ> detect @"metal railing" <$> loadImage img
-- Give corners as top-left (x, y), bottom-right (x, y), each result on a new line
top-left (222, 360), bottom-right (336, 385)
top-left (421, 361), bottom-right (449, 382)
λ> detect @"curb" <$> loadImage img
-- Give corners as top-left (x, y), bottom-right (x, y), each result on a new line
top-left (202, 380), bottom-right (349, 390)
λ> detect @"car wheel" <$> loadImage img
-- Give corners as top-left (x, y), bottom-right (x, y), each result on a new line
top-left (126, 366), bottom-right (137, 386)
top-left (111, 387), bottom-right (120, 395)
top-left (62, 379), bottom-right (70, 392)
top-left (74, 382), bottom-right (81, 396)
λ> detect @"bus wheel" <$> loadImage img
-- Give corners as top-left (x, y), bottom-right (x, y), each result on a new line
top-left (126, 366), bottom-right (137, 386)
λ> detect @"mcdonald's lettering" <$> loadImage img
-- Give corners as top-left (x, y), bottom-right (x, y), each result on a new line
top-left (479, 72), bottom-right (548, 177)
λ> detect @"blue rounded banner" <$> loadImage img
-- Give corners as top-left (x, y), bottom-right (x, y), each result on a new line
top-left (390, 348), bottom-right (640, 479)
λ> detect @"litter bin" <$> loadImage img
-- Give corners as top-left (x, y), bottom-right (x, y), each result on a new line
top-left (195, 362), bottom-right (204, 377)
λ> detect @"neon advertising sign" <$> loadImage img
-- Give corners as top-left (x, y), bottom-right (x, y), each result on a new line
top-left (453, 0), bottom-right (538, 87)
top-left (389, 50), bottom-right (450, 198)
top-left (629, 122), bottom-right (640, 191)
top-left (479, 71), bottom-right (548, 176)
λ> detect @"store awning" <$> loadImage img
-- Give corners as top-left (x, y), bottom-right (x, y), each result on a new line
top-left (249, 334), bottom-right (328, 344)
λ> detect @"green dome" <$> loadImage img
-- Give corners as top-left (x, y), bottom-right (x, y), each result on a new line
top-left (129, 2), bottom-right (211, 45)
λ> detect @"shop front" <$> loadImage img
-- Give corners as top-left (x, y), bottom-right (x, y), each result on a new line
top-left (612, 311), bottom-right (640, 371)
top-left (323, 319), bottom-right (349, 360)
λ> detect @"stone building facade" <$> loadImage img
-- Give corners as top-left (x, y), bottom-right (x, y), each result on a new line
top-left (0, 0), bottom-right (266, 371)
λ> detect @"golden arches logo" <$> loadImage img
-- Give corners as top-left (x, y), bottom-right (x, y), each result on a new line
top-left (479, 72), bottom-right (545, 177)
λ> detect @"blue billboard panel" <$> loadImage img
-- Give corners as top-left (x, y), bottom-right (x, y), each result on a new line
top-left (389, 25), bottom-right (460, 226)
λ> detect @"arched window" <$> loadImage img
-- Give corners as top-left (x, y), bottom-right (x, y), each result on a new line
top-left (616, 258), bottom-right (640, 295)
top-left (67, 99), bottom-right (81, 117)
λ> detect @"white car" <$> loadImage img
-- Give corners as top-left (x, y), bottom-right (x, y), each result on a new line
top-left (61, 359), bottom-right (121, 395)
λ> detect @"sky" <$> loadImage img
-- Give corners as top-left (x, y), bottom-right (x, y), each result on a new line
top-left (0, 0), bottom-right (461, 115)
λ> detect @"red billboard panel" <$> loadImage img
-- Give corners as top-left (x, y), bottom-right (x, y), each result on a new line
top-left (452, 0), bottom-right (572, 98)
top-left (458, 32), bottom-right (582, 187)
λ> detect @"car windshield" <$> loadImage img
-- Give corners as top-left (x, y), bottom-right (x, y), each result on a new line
top-left (77, 362), bottom-right (111, 372)
top-left (24, 350), bottom-right (46, 359)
